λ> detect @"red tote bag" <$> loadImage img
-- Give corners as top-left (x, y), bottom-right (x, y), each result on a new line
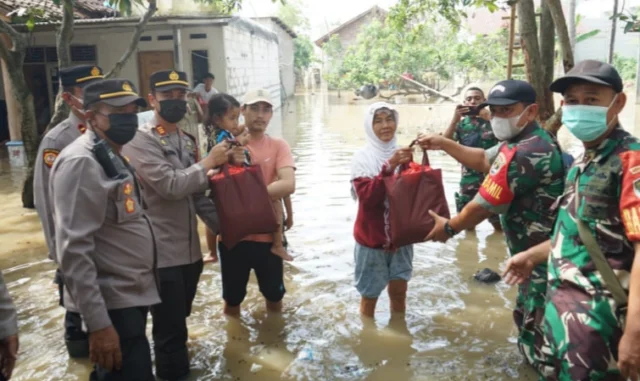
top-left (209, 164), bottom-right (279, 249)
top-left (383, 151), bottom-right (450, 248)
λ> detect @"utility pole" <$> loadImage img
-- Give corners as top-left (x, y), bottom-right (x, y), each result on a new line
top-left (568, 0), bottom-right (576, 51)
top-left (609, 0), bottom-right (619, 64)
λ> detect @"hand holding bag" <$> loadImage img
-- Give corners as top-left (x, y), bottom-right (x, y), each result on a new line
top-left (209, 164), bottom-right (279, 249)
top-left (384, 150), bottom-right (450, 248)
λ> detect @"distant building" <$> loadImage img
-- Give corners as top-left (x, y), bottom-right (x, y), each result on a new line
top-left (0, 4), bottom-right (296, 145)
top-left (314, 5), bottom-right (387, 84)
top-left (314, 5), bottom-right (387, 50)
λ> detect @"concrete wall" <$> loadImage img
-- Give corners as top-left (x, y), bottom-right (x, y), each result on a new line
top-left (222, 20), bottom-right (282, 109)
top-left (21, 23), bottom-right (227, 98)
top-left (255, 19), bottom-right (296, 99)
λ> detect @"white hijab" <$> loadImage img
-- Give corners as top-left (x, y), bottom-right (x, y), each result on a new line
top-left (350, 102), bottom-right (399, 180)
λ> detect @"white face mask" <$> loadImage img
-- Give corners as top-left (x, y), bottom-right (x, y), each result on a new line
top-left (71, 95), bottom-right (86, 117)
top-left (490, 106), bottom-right (529, 141)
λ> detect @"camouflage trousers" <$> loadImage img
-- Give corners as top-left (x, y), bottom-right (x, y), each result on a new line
top-left (542, 285), bottom-right (626, 381)
top-left (455, 182), bottom-right (501, 227)
top-left (513, 265), bottom-right (555, 379)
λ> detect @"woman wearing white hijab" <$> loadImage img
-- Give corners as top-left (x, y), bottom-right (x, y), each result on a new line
top-left (350, 102), bottom-right (414, 319)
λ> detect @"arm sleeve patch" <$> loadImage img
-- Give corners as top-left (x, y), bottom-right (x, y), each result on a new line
top-left (619, 150), bottom-right (640, 241)
top-left (43, 149), bottom-right (60, 168)
top-left (477, 146), bottom-right (517, 207)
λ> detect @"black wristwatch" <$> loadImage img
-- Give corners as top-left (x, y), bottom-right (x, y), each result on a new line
top-left (444, 221), bottom-right (458, 237)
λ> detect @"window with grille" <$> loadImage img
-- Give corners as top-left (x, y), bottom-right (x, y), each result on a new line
top-left (70, 45), bottom-right (97, 62)
top-left (191, 50), bottom-right (209, 85)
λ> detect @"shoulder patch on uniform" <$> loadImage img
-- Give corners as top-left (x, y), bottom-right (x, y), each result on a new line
top-left (43, 149), bottom-right (60, 168)
top-left (619, 151), bottom-right (640, 241)
top-left (490, 152), bottom-right (507, 176)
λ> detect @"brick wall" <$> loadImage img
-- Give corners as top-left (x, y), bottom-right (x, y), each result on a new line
top-left (223, 21), bottom-right (282, 109)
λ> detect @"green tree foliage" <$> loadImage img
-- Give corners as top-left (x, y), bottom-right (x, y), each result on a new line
top-left (277, 0), bottom-right (310, 34)
top-left (613, 54), bottom-right (638, 82)
top-left (387, 0), bottom-right (501, 30)
top-left (277, 0), bottom-right (316, 71)
top-left (294, 38), bottom-right (314, 70)
top-left (325, 19), bottom-right (513, 91)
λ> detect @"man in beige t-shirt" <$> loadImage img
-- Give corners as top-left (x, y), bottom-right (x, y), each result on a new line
top-left (219, 88), bottom-right (296, 317)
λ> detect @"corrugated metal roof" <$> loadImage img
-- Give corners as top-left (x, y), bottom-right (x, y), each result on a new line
top-left (12, 14), bottom-right (232, 31)
top-left (1, 0), bottom-right (117, 19)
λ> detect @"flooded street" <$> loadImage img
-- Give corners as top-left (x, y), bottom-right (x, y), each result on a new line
top-left (1, 90), bottom-right (638, 381)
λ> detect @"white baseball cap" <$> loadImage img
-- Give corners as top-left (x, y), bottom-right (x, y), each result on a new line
top-left (243, 88), bottom-right (273, 106)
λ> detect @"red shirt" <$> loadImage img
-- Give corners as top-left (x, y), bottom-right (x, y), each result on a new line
top-left (352, 163), bottom-right (393, 249)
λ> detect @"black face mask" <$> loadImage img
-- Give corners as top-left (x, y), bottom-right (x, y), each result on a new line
top-left (103, 113), bottom-right (139, 145)
top-left (158, 99), bottom-right (187, 124)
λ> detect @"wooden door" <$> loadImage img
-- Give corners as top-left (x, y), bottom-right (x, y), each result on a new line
top-left (137, 51), bottom-right (175, 105)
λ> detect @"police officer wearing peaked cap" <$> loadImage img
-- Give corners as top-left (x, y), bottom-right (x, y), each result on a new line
top-left (33, 64), bottom-right (104, 359)
top-left (122, 70), bottom-right (243, 381)
top-left (51, 78), bottom-right (159, 381)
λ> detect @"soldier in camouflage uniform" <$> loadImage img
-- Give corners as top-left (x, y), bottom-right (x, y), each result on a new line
top-left (419, 80), bottom-right (565, 377)
top-left (443, 86), bottom-right (501, 230)
top-left (504, 60), bottom-right (640, 380)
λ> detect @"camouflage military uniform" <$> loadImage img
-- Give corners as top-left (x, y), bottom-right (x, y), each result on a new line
top-left (453, 116), bottom-right (501, 226)
top-left (473, 123), bottom-right (565, 377)
top-left (544, 126), bottom-right (639, 380)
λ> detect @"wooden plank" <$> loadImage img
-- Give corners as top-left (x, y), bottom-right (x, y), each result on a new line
top-left (502, 12), bottom-right (542, 20)
top-left (504, 63), bottom-right (526, 68)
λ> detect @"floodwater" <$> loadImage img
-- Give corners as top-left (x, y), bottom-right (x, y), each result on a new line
top-left (0, 90), bottom-right (637, 381)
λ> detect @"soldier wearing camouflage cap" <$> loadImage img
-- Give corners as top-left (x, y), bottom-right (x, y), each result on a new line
top-left (418, 79), bottom-right (566, 377)
top-left (504, 60), bottom-right (640, 380)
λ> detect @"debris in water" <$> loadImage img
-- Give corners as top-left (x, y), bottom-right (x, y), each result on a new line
top-left (473, 268), bottom-right (501, 284)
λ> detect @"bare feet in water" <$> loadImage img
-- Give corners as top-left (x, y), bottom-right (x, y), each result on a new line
top-left (204, 251), bottom-right (219, 264)
top-left (271, 244), bottom-right (293, 261)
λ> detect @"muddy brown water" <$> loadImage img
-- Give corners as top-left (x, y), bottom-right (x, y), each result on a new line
top-left (0, 90), bottom-right (637, 380)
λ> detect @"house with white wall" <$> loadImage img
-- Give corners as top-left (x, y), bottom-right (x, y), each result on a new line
top-left (253, 17), bottom-right (297, 100)
top-left (1, 12), bottom-right (296, 147)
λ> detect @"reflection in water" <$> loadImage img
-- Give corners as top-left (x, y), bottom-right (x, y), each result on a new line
top-left (6, 89), bottom-right (634, 380)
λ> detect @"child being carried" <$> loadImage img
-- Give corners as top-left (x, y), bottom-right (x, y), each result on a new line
top-left (203, 93), bottom-right (293, 262)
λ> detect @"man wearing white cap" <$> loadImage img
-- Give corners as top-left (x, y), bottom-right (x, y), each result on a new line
top-left (218, 88), bottom-right (296, 317)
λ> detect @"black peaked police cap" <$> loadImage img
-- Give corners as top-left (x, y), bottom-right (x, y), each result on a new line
top-left (83, 79), bottom-right (148, 109)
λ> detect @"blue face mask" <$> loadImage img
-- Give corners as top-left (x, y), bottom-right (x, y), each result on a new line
top-left (561, 96), bottom-right (618, 142)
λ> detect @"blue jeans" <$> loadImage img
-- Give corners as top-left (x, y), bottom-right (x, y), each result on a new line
top-left (354, 243), bottom-right (413, 298)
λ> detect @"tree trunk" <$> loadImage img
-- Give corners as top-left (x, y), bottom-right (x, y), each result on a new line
top-left (547, 0), bottom-right (575, 73)
top-left (568, 0), bottom-right (577, 51)
top-left (0, 19), bottom-right (38, 208)
top-left (539, 0), bottom-right (556, 123)
top-left (518, 0), bottom-right (553, 121)
top-left (43, 0), bottom-right (74, 135)
top-left (7, 62), bottom-right (39, 208)
top-left (609, 0), bottom-right (619, 64)
top-left (105, 0), bottom-right (158, 78)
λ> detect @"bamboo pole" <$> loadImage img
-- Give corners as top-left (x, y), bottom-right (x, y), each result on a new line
top-left (507, 4), bottom-right (517, 79)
